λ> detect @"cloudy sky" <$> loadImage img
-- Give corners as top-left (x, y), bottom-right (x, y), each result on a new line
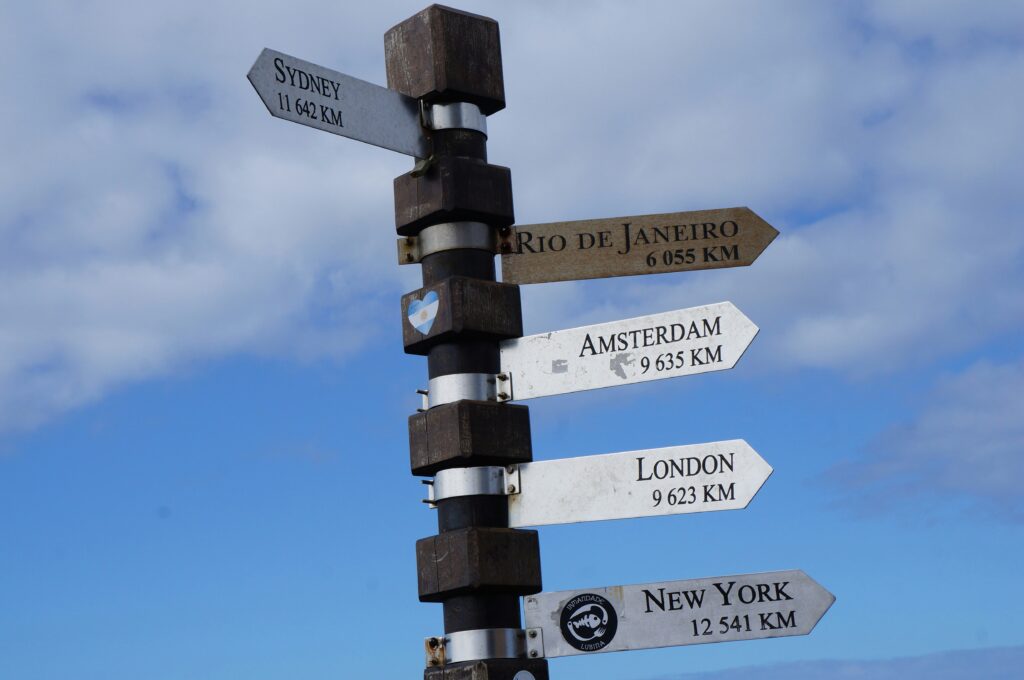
top-left (1, 1), bottom-right (1022, 679)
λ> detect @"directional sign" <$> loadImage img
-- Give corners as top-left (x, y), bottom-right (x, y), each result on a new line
top-left (508, 440), bottom-right (771, 527)
top-left (498, 302), bottom-right (756, 401)
top-left (501, 207), bottom-right (778, 284)
top-left (524, 570), bottom-right (834, 658)
top-left (248, 48), bottom-right (429, 158)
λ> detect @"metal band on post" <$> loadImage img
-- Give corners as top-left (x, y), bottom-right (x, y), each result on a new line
top-left (427, 465), bottom-right (520, 504)
top-left (424, 102), bottom-right (488, 136)
top-left (425, 373), bottom-right (511, 408)
top-left (398, 221), bottom-right (498, 265)
top-left (425, 628), bottom-right (527, 667)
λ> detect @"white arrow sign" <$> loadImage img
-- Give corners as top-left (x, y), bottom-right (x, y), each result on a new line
top-left (247, 48), bottom-right (429, 158)
top-left (507, 440), bottom-right (771, 527)
top-left (524, 570), bottom-right (834, 658)
top-left (499, 302), bottom-right (757, 401)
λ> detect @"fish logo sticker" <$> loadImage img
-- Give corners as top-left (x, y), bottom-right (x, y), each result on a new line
top-left (559, 593), bottom-right (618, 652)
top-left (407, 291), bottom-right (440, 335)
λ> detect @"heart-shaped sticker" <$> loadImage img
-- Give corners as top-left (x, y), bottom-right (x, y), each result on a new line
top-left (407, 291), bottom-right (440, 335)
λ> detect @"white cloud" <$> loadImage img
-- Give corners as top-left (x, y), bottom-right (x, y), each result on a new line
top-left (1, 1), bottom-right (1022, 430)
top-left (501, 3), bottom-right (1024, 377)
top-left (829, 357), bottom-right (1024, 519)
top-left (0, 0), bottom-right (422, 430)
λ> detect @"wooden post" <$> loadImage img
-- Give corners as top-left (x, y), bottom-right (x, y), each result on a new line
top-left (387, 6), bottom-right (549, 679)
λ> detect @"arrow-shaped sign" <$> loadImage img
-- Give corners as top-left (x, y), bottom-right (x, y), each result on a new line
top-left (498, 301), bottom-right (757, 401)
top-left (501, 207), bottom-right (778, 284)
top-left (524, 570), bottom-right (834, 658)
top-left (506, 440), bottom-right (771, 527)
top-left (247, 48), bottom-right (429, 158)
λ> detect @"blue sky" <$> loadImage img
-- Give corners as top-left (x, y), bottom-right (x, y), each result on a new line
top-left (1, 1), bottom-right (1022, 679)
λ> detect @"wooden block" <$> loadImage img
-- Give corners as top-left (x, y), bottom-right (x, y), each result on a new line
top-left (394, 156), bottom-right (514, 236)
top-left (424, 659), bottom-right (549, 680)
top-left (417, 527), bottom-right (542, 601)
top-left (385, 5), bottom-right (505, 115)
top-left (402, 278), bottom-right (522, 355)
top-left (409, 400), bottom-right (532, 476)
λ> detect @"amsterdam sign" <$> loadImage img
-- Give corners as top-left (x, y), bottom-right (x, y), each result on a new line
top-left (498, 302), bottom-right (757, 401)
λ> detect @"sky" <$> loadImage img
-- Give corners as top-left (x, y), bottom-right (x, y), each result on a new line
top-left (1, 1), bottom-right (1022, 678)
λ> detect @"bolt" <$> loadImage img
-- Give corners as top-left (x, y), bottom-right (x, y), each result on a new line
top-left (507, 484), bottom-right (517, 494)
top-left (500, 242), bottom-right (512, 252)
top-left (405, 253), bottom-right (414, 262)
top-left (428, 637), bottom-right (439, 649)
top-left (497, 392), bottom-right (510, 400)
top-left (429, 659), bottom-right (440, 666)
top-left (529, 650), bottom-right (538, 658)
top-left (497, 373), bottom-right (508, 382)
top-left (528, 630), bottom-right (537, 639)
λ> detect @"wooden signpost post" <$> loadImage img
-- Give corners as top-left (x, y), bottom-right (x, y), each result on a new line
top-left (248, 5), bottom-right (831, 679)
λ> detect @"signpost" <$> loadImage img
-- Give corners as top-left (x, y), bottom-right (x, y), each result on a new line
top-left (501, 207), bottom-right (778, 285)
top-left (523, 570), bottom-right (834, 658)
top-left (248, 6), bottom-right (832, 678)
top-left (247, 48), bottom-right (429, 158)
top-left (498, 302), bottom-right (757, 401)
top-left (506, 440), bottom-right (771, 527)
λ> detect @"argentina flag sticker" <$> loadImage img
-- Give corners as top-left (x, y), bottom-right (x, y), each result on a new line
top-left (407, 291), bottom-right (440, 335)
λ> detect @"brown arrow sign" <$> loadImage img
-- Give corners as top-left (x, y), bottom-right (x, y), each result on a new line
top-left (500, 207), bottom-right (778, 285)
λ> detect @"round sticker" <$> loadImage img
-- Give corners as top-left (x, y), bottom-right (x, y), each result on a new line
top-left (559, 593), bottom-right (618, 652)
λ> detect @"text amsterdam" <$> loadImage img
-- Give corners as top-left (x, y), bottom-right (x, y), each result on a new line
top-left (578, 316), bottom-right (721, 358)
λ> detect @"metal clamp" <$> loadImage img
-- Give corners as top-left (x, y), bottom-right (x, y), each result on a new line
top-left (422, 102), bottom-right (487, 136)
top-left (522, 599), bottom-right (546, 659)
top-left (524, 628), bottom-right (545, 660)
top-left (425, 628), bottom-right (527, 667)
top-left (398, 224), bottom-right (517, 265)
top-left (421, 373), bottom-right (511, 409)
top-left (397, 221), bottom-right (496, 265)
top-left (424, 465), bottom-right (521, 506)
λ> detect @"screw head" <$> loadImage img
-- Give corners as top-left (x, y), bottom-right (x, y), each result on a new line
top-left (528, 629), bottom-right (537, 639)
top-left (529, 650), bottom-right (539, 658)
top-left (507, 484), bottom-right (517, 494)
